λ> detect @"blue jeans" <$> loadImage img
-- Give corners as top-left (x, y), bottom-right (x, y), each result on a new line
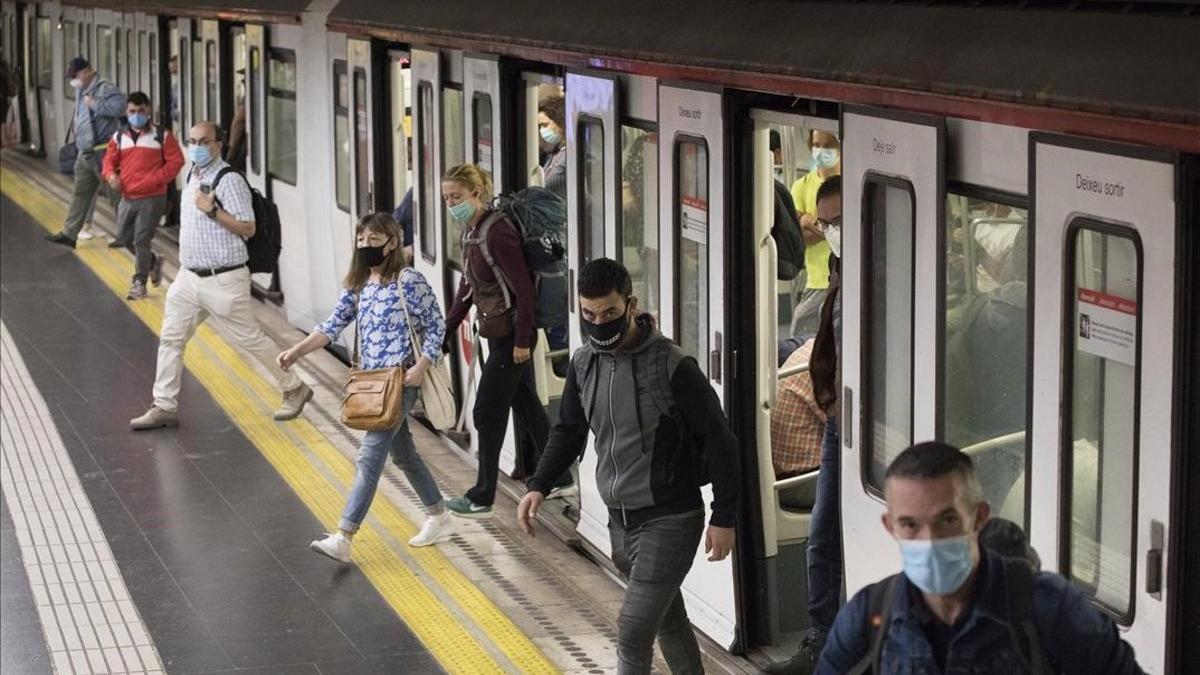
top-left (339, 388), bottom-right (443, 532)
top-left (806, 415), bottom-right (842, 633)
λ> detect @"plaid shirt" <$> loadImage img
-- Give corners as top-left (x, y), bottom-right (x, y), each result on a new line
top-left (771, 338), bottom-right (826, 478)
top-left (179, 158), bottom-right (254, 270)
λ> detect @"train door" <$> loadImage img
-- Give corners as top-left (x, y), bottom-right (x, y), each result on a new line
top-left (243, 24), bottom-right (265, 194)
top-left (175, 18), bottom-right (194, 131)
top-left (1029, 135), bottom-right (1180, 673)
top-left (657, 82), bottom-right (735, 649)
top-left (411, 47), bottom-right (445, 304)
top-left (565, 69), bottom-right (619, 552)
top-left (60, 7), bottom-right (84, 145)
top-left (20, 6), bottom-right (43, 154)
top-left (463, 54), bottom-right (503, 194)
top-left (199, 19), bottom-right (218, 126)
top-left (839, 106), bottom-right (944, 593)
top-left (385, 48), bottom-right (410, 242)
top-left (347, 38), bottom-right (376, 218)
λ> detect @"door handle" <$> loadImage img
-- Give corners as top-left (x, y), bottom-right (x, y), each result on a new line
top-left (710, 331), bottom-right (722, 384)
top-left (1146, 519), bottom-right (1163, 600)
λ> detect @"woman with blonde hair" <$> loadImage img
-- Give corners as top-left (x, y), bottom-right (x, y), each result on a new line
top-left (278, 212), bottom-right (454, 561)
top-left (441, 164), bottom-right (571, 517)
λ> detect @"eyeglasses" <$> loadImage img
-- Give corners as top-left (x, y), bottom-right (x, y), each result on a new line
top-left (184, 137), bottom-right (214, 146)
top-left (816, 216), bottom-right (842, 230)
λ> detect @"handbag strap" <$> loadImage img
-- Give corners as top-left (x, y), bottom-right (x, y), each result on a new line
top-left (352, 293), bottom-right (361, 369)
top-left (397, 276), bottom-right (424, 363)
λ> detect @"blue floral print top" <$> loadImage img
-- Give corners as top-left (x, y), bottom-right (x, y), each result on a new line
top-left (316, 268), bottom-right (446, 370)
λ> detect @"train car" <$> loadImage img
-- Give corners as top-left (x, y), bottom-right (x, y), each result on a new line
top-left (3, 0), bottom-right (1197, 671)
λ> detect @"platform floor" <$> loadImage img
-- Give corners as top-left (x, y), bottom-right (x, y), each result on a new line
top-left (0, 152), bottom-right (682, 674)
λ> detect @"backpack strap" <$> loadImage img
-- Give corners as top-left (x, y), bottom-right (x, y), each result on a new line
top-left (847, 574), bottom-right (900, 675)
top-left (464, 210), bottom-right (514, 311)
top-left (1002, 556), bottom-right (1050, 674)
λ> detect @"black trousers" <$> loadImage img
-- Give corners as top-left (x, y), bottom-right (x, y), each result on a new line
top-left (466, 332), bottom-right (558, 506)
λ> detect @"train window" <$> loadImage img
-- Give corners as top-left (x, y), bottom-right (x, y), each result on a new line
top-left (63, 20), bottom-right (76, 100)
top-left (248, 46), bottom-right (261, 174)
top-left (353, 68), bottom-right (370, 215)
top-left (1064, 222), bottom-right (1141, 622)
top-left (115, 28), bottom-right (123, 89)
top-left (205, 40), bottom-right (217, 122)
top-left (127, 29), bottom-right (134, 89)
top-left (266, 48), bottom-right (297, 185)
top-left (473, 93), bottom-right (493, 175)
top-left (147, 33), bottom-right (157, 113)
top-left (942, 193), bottom-right (1029, 521)
top-left (191, 39), bottom-right (203, 127)
top-left (332, 61), bottom-right (350, 212)
top-left (862, 177), bottom-right (915, 491)
top-left (417, 83), bottom-right (436, 262)
top-left (675, 137), bottom-right (709, 374)
top-left (36, 17), bottom-right (51, 88)
top-left (578, 117), bottom-right (605, 266)
top-left (97, 26), bottom-right (113, 83)
top-left (442, 87), bottom-right (465, 269)
top-left (620, 125), bottom-right (659, 317)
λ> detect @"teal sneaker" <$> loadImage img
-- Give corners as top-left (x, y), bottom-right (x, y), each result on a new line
top-left (445, 496), bottom-right (493, 519)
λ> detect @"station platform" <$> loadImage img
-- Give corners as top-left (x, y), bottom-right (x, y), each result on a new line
top-left (0, 151), bottom-right (749, 674)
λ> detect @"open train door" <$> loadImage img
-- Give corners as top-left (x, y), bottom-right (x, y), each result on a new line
top-left (839, 106), bottom-right (944, 595)
top-left (1029, 134), bottom-right (1181, 673)
top-left (657, 82), bottom-right (736, 649)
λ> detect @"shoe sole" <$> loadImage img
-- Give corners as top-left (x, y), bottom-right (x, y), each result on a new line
top-left (448, 509), bottom-right (493, 520)
top-left (309, 542), bottom-right (352, 564)
top-left (130, 420), bottom-right (178, 431)
top-left (408, 531), bottom-right (455, 547)
top-left (273, 388), bottom-right (314, 421)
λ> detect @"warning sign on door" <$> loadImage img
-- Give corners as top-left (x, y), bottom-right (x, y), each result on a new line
top-left (1076, 288), bottom-right (1137, 367)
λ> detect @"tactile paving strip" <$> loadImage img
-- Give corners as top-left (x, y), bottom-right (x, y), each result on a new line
top-left (0, 322), bottom-right (167, 674)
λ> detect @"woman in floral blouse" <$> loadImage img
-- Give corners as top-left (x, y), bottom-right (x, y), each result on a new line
top-left (277, 212), bottom-right (453, 562)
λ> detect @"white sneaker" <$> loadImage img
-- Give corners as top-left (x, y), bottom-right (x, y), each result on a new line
top-left (309, 532), bottom-right (352, 563)
top-left (408, 512), bottom-right (456, 547)
top-left (77, 225), bottom-right (96, 241)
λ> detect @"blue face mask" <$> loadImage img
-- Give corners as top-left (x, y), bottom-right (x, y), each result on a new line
top-left (898, 535), bottom-right (975, 595)
top-left (449, 200), bottom-right (476, 223)
top-left (812, 147), bottom-right (840, 170)
top-left (188, 144), bottom-right (213, 167)
top-left (128, 112), bottom-right (149, 129)
top-left (539, 126), bottom-right (561, 146)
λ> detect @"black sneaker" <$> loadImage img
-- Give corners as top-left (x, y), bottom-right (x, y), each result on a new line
top-left (44, 232), bottom-right (76, 249)
top-left (107, 240), bottom-right (125, 248)
top-left (762, 628), bottom-right (826, 675)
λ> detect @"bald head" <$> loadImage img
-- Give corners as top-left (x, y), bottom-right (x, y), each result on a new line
top-left (190, 121), bottom-right (221, 142)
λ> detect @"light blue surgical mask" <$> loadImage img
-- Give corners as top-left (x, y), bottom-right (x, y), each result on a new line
top-left (898, 535), bottom-right (975, 595)
top-left (812, 147), bottom-right (840, 170)
top-left (539, 126), bottom-right (561, 146)
top-left (449, 200), bottom-right (476, 223)
top-left (128, 112), bottom-right (149, 129)
top-left (188, 144), bottom-right (213, 167)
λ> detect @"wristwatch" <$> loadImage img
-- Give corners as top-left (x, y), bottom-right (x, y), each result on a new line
top-left (206, 205), bottom-right (220, 219)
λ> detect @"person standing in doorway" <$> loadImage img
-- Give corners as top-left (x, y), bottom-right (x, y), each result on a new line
top-left (788, 130), bottom-right (841, 336)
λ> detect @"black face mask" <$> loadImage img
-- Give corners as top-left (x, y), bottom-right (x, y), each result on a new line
top-left (584, 304), bottom-right (631, 352)
top-left (359, 238), bottom-right (391, 268)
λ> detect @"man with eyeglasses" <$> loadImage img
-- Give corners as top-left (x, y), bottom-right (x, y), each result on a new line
top-left (766, 174), bottom-right (845, 675)
top-left (130, 121), bottom-right (312, 430)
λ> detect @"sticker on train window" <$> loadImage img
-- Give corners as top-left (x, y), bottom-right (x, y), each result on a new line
top-left (1076, 288), bottom-right (1137, 367)
top-left (680, 196), bottom-right (708, 243)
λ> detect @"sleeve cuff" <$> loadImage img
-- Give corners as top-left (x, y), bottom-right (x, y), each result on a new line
top-left (708, 509), bottom-right (736, 528)
top-left (525, 476), bottom-right (551, 495)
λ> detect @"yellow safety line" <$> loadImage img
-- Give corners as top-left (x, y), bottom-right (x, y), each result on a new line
top-left (1, 167), bottom-right (558, 675)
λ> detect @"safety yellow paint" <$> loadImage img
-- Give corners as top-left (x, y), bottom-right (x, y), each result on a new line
top-left (1, 167), bottom-right (559, 675)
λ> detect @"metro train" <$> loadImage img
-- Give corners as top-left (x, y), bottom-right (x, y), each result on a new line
top-left (2, 0), bottom-right (1197, 671)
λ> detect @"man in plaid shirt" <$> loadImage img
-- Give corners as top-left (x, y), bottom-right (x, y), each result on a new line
top-left (130, 121), bottom-right (312, 430)
top-left (771, 337), bottom-right (826, 478)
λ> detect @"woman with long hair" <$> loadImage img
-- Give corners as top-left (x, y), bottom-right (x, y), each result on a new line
top-left (441, 164), bottom-right (571, 518)
top-left (278, 212), bottom-right (453, 561)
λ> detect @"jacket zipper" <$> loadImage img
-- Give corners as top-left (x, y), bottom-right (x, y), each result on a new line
top-left (606, 356), bottom-right (626, 526)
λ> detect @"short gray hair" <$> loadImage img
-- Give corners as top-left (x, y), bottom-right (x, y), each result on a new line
top-left (885, 441), bottom-right (984, 507)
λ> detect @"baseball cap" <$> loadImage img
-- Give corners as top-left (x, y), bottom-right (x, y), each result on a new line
top-left (66, 56), bottom-right (90, 78)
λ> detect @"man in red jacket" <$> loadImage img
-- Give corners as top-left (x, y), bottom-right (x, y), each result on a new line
top-left (102, 91), bottom-right (184, 300)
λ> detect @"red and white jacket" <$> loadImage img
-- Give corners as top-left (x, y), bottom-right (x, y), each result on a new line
top-left (101, 125), bottom-right (185, 201)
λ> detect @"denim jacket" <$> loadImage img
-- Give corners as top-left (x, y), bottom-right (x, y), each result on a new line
top-left (817, 550), bottom-right (1144, 675)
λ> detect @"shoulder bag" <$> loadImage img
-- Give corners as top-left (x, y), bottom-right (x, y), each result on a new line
top-left (399, 286), bottom-right (457, 430)
top-left (341, 294), bottom-right (406, 431)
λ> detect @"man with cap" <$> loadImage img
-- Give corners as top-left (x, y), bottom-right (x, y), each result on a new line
top-left (45, 57), bottom-right (127, 249)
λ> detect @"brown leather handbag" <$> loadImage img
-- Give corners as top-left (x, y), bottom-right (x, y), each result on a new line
top-left (340, 309), bottom-right (406, 432)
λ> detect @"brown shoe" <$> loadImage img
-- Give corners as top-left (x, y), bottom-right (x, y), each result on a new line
top-left (273, 383), bottom-right (313, 421)
top-left (130, 405), bottom-right (178, 430)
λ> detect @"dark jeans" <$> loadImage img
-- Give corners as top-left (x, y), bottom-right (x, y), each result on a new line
top-left (465, 332), bottom-right (551, 506)
top-left (115, 195), bottom-right (166, 282)
top-left (609, 510), bottom-right (705, 675)
top-left (806, 415), bottom-right (842, 633)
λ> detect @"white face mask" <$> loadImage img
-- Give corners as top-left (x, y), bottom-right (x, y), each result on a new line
top-left (824, 224), bottom-right (842, 257)
top-left (69, 77), bottom-right (84, 89)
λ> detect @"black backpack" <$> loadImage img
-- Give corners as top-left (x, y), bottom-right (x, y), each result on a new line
top-left (849, 519), bottom-right (1050, 674)
top-left (469, 186), bottom-right (568, 329)
top-left (189, 166), bottom-right (282, 274)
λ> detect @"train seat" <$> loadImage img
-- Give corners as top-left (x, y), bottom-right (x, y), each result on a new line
top-left (774, 470), bottom-right (818, 542)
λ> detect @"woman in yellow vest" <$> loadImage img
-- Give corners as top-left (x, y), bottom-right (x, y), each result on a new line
top-left (789, 130), bottom-right (841, 336)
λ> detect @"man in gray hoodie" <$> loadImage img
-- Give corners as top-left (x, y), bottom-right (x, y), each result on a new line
top-left (518, 257), bottom-right (739, 675)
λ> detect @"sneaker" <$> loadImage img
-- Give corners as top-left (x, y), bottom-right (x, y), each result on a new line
top-left (130, 405), bottom-right (178, 431)
top-left (273, 383), bottom-right (313, 421)
top-left (408, 512), bottom-right (456, 547)
top-left (44, 232), bottom-right (77, 249)
top-left (309, 532), bottom-right (352, 563)
top-left (762, 628), bottom-right (826, 675)
top-left (107, 239), bottom-right (125, 248)
top-left (149, 254), bottom-right (165, 287)
top-left (546, 483), bottom-right (579, 500)
top-left (77, 225), bottom-right (95, 240)
top-left (126, 279), bottom-right (148, 300)
top-left (445, 496), bottom-right (493, 519)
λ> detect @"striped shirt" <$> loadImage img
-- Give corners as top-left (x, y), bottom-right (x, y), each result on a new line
top-left (179, 158), bottom-right (254, 270)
